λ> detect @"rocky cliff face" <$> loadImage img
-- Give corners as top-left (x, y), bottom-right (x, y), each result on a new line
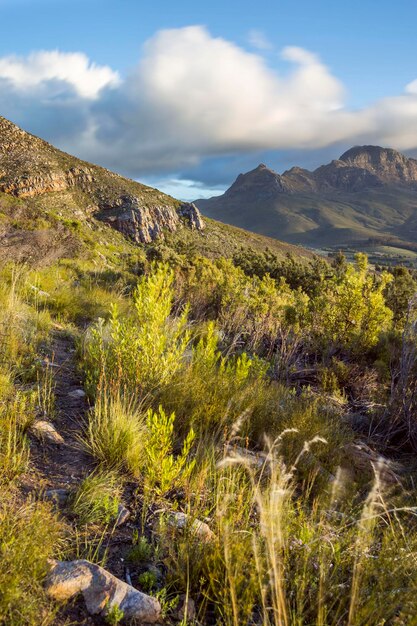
top-left (0, 167), bottom-right (95, 197)
top-left (339, 146), bottom-right (417, 185)
top-left (102, 196), bottom-right (204, 244)
top-left (0, 116), bottom-right (204, 244)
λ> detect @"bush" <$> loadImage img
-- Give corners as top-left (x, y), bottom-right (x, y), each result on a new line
top-left (311, 254), bottom-right (393, 354)
top-left (0, 491), bottom-right (64, 626)
top-left (83, 263), bottom-right (190, 397)
top-left (71, 470), bottom-right (121, 526)
top-left (143, 406), bottom-right (195, 501)
top-left (81, 393), bottom-right (146, 475)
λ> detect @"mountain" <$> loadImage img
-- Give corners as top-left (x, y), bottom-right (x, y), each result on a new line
top-left (195, 146), bottom-right (417, 247)
top-left (0, 115), bottom-right (312, 264)
top-left (0, 115), bottom-right (205, 244)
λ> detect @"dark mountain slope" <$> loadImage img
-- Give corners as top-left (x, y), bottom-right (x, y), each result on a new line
top-left (196, 146), bottom-right (417, 247)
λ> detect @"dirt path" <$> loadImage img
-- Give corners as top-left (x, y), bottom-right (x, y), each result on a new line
top-left (28, 328), bottom-right (93, 493)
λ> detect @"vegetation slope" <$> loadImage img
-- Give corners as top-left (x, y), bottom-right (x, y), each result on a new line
top-left (1, 123), bottom-right (417, 626)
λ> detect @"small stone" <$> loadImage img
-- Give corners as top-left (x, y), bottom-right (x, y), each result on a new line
top-left (115, 503), bottom-right (131, 527)
top-left (157, 511), bottom-right (216, 543)
top-left (30, 420), bottom-right (64, 445)
top-left (44, 488), bottom-right (70, 507)
top-left (224, 444), bottom-right (268, 471)
top-left (68, 389), bottom-right (86, 399)
top-left (177, 594), bottom-right (196, 622)
top-left (45, 559), bottom-right (161, 623)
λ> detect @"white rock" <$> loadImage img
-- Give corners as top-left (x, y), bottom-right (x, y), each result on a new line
top-left (68, 389), bottom-right (86, 399)
top-left (30, 420), bottom-right (64, 445)
top-left (45, 559), bottom-right (161, 623)
top-left (159, 511), bottom-right (216, 543)
top-left (116, 503), bottom-right (131, 527)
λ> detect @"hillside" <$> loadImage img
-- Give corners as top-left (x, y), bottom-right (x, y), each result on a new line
top-left (195, 146), bottom-right (417, 248)
top-left (2, 118), bottom-right (417, 626)
top-left (0, 115), bottom-right (312, 265)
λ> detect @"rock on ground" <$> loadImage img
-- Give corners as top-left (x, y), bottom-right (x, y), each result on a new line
top-left (68, 388), bottom-right (86, 399)
top-left (116, 503), bottom-right (131, 527)
top-left (341, 441), bottom-right (402, 485)
top-left (44, 488), bottom-right (70, 507)
top-left (45, 559), bottom-right (161, 623)
top-left (30, 420), bottom-right (64, 445)
top-left (156, 511), bottom-right (216, 543)
top-left (177, 594), bottom-right (196, 621)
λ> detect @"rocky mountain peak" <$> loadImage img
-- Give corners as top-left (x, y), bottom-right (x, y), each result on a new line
top-left (227, 163), bottom-right (293, 197)
top-left (339, 145), bottom-right (417, 184)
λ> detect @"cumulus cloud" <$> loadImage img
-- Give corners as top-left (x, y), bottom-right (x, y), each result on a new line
top-left (1, 26), bottom-right (417, 178)
top-left (0, 50), bottom-right (119, 99)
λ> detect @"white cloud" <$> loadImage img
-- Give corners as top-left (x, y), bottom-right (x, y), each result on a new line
top-left (248, 29), bottom-right (273, 51)
top-left (1, 27), bottom-right (417, 177)
top-left (141, 177), bottom-right (225, 201)
top-left (406, 78), bottom-right (417, 94)
top-left (0, 51), bottom-right (119, 99)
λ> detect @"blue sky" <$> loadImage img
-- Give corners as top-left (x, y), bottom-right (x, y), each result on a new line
top-left (1, 0), bottom-right (417, 199)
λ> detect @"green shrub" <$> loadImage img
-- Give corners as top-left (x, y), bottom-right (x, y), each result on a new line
top-left (105, 603), bottom-right (124, 625)
top-left (311, 254), bottom-right (393, 353)
top-left (143, 406), bottom-right (195, 501)
top-left (81, 393), bottom-right (146, 475)
top-left (138, 570), bottom-right (158, 592)
top-left (160, 321), bottom-right (271, 440)
top-left (127, 536), bottom-right (153, 564)
top-left (71, 470), bottom-right (121, 526)
top-left (0, 491), bottom-right (64, 626)
top-left (83, 263), bottom-right (190, 397)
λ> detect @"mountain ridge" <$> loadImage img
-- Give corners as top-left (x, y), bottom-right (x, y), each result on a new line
top-left (195, 145), bottom-right (417, 247)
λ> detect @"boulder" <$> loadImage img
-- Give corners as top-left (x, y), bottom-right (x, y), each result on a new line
top-left (45, 559), bottom-right (161, 623)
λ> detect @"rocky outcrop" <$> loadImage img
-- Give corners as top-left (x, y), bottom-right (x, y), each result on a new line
top-left (0, 167), bottom-right (95, 198)
top-left (102, 197), bottom-right (204, 244)
top-left (103, 195), bottom-right (180, 244)
top-left (45, 559), bottom-right (161, 623)
top-left (178, 202), bottom-right (205, 230)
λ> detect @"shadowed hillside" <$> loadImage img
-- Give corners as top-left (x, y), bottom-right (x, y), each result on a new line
top-left (196, 146), bottom-right (417, 247)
